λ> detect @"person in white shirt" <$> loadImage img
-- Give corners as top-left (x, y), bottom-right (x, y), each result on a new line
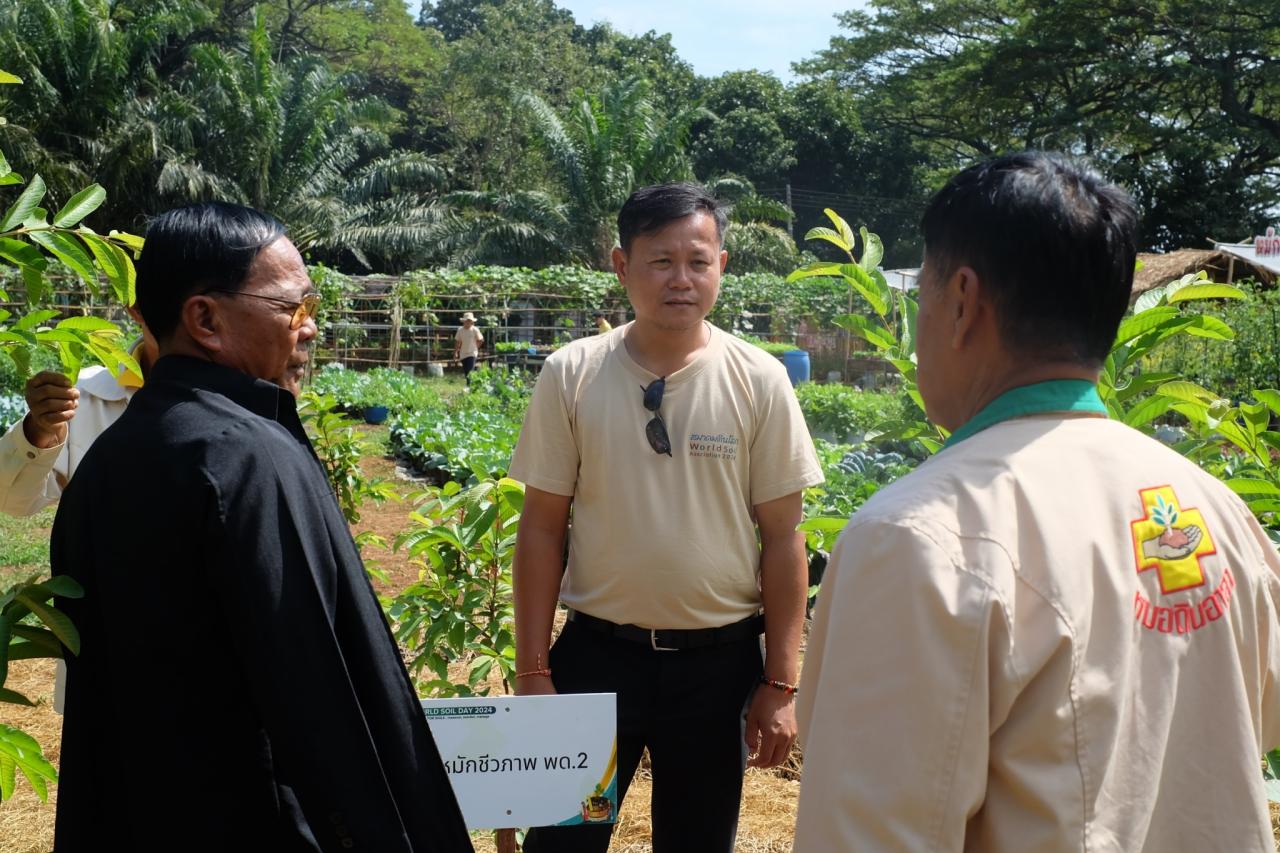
top-left (795, 151), bottom-right (1280, 852)
top-left (453, 311), bottom-right (483, 385)
top-left (0, 312), bottom-right (155, 713)
top-left (0, 347), bottom-right (150, 517)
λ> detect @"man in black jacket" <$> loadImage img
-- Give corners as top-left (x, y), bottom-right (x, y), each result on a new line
top-left (51, 202), bottom-right (472, 852)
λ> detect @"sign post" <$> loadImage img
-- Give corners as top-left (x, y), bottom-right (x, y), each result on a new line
top-left (422, 693), bottom-right (618, 830)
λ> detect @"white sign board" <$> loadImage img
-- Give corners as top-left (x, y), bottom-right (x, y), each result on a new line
top-left (422, 693), bottom-right (618, 830)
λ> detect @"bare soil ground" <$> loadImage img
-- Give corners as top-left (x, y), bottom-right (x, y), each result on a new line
top-left (0, 448), bottom-right (805, 852)
top-left (4, 446), bottom-right (1278, 851)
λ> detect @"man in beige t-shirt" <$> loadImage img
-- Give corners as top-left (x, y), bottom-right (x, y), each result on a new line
top-left (506, 183), bottom-right (822, 853)
top-left (796, 152), bottom-right (1280, 851)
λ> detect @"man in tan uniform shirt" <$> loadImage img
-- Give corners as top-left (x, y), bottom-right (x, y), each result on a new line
top-left (797, 152), bottom-right (1280, 851)
top-left (507, 182), bottom-right (823, 852)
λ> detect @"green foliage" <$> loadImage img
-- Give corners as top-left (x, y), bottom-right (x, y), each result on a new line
top-left (796, 383), bottom-right (908, 442)
top-left (802, 441), bottom-right (916, 523)
top-left (388, 477), bottom-right (522, 697)
top-left (0, 508), bottom-right (54, 574)
top-left (0, 2), bottom-right (446, 273)
top-left (394, 265), bottom-right (621, 315)
top-left (789, 214), bottom-right (1250, 552)
top-left (383, 263), bottom-right (853, 340)
top-left (692, 72), bottom-right (795, 188)
top-left (298, 392), bottom-right (400, 527)
top-left (0, 67), bottom-right (141, 384)
top-left (392, 404), bottom-right (523, 485)
top-left (0, 725), bottom-right (58, 802)
top-left (709, 270), bottom-right (848, 335)
top-left (1140, 279), bottom-right (1280, 396)
top-left (738, 335), bottom-right (798, 357)
top-left (0, 390), bottom-right (22, 430)
top-left (310, 365), bottom-right (444, 414)
top-left (381, 365), bottom-right (531, 485)
top-left (0, 573), bottom-right (83, 801)
top-left (1099, 272), bottom-right (1245, 431)
top-left (790, 209), bottom-right (939, 452)
top-left (1162, 389), bottom-right (1280, 543)
top-left (435, 76), bottom-right (710, 269)
top-left (800, 0), bottom-right (1280, 251)
top-left (463, 365), bottom-right (534, 415)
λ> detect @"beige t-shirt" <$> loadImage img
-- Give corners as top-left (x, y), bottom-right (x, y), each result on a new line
top-left (508, 324), bottom-right (823, 629)
top-left (796, 414), bottom-right (1280, 852)
top-left (455, 325), bottom-right (483, 358)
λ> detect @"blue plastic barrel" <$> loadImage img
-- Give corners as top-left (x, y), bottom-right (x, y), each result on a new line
top-left (362, 405), bottom-right (389, 425)
top-left (781, 350), bottom-right (811, 386)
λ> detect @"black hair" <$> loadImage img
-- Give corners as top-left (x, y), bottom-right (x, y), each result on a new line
top-left (617, 182), bottom-right (728, 253)
top-left (135, 202), bottom-right (287, 341)
top-left (920, 151), bottom-right (1139, 365)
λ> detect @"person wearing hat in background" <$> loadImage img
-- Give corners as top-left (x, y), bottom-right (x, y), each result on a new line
top-left (593, 311), bottom-right (612, 334)
top-left (454, 311), bottom-right (484, 385)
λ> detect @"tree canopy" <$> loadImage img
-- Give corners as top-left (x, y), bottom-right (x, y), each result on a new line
top-left (1, 0), bottom-right (1276, 273)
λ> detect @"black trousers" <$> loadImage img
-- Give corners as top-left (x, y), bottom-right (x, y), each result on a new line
top-left (522, 619), bottom-right (763, 853)
top-left (461, 355), bottom-right (477, 383)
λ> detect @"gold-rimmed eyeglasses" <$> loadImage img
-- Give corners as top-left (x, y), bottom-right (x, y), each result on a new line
top-left (204, 289), bottom-right (321, 330)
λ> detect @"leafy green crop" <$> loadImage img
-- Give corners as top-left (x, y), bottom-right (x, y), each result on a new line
top-left (796, 383), bottom-right (908, 443)
top-left (390, 478), bottom-right (522, 697)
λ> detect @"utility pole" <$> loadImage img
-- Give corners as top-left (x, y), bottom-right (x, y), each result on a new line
top-left (785, 182), bottom-right (794, 238)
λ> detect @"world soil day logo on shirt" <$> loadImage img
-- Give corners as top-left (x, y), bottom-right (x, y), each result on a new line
top-left (1130, 485), bottom-right (1237, 635)
top-left (688, 431), bottom-right (739, 460)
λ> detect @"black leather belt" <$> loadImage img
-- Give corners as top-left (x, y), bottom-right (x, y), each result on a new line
top-left (566, 610), bottom-right (764, 651)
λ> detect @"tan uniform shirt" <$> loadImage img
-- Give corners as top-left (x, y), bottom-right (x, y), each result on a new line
top-left (455, 325), bottom-right (483, 359)
top-left (797, 414), bottom-right (1280, 852)
top-left (509, 324), bottom-right (823, 629)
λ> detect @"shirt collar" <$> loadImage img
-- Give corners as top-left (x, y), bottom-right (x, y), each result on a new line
top-left (942, 379), bottom-right (1108, 449)
top-left (78, 365), bottom-right (133, 402)
top-left (147, 355), bottom-right (306, 440)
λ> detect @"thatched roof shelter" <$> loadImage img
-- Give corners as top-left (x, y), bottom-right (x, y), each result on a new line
top-left (1131, 249), bottom-right (1275, 299)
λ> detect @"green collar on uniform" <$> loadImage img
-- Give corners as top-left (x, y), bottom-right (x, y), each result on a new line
top-left (942, 379), bottom-right (1107, 449)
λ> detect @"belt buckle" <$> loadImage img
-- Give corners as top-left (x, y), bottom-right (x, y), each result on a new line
top-left (650, 628), bottom-right (678, 651)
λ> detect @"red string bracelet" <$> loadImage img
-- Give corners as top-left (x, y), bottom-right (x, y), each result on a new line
top-left (760, 677), bottom-right (798, 696)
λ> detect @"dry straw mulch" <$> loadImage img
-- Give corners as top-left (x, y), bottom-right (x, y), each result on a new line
top-left (0, 659), bottom-right (804, 853)
top-left (5, 658), bottom-right (1280, 852)
top-left (0, 658), bottom-right (59, 853)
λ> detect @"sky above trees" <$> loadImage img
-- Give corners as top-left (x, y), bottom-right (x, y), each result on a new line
top-left (550, 0), bottom-right (865, 80)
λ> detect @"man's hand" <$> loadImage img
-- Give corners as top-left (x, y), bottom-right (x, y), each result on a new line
top-left (745, 684), bottom-right (797, 769)
top-left (496, 672), bottom-right (557, 851)
top-left (1141, 525), bottom-right (1202, 560)
top-left (22, 371), bottom-right (78, 449)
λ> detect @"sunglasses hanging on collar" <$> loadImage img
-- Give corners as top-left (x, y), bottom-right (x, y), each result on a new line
top-left (642, 376), bottom-right (672, 456)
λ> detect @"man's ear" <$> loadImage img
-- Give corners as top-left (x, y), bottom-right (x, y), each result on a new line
top-left (611, 246), bottom-right (629, 286)
top-left (948, 265), bottom-right (985, 349)
top-left (718, 248), bottom-right (728, 275)
top-left (179, 295), bottom-right (225, 353)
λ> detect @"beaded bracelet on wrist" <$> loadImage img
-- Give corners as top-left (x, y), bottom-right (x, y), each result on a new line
top-left (516, 653), bottom-right (552, 680)
top-left (760, 677), bottom-right (798, 696)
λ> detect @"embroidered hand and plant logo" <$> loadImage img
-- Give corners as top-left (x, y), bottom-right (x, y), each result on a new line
top-left (1130, 486), bottom-right (1235, 634)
